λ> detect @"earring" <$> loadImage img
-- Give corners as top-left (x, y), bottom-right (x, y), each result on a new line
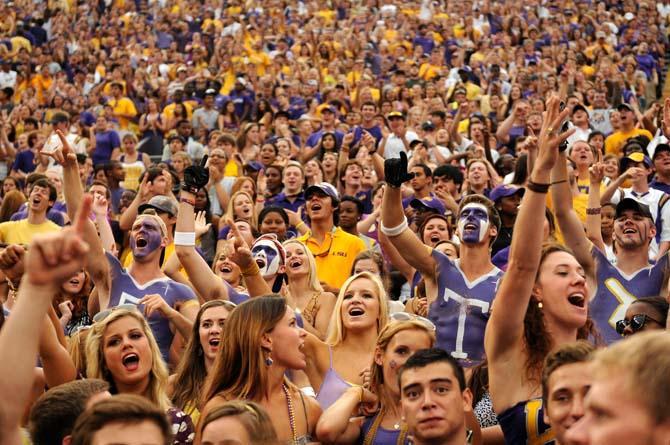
top-left (538, 301), bottom-right (543, 309)
top-left (265, 354), bottom-right (273, 366)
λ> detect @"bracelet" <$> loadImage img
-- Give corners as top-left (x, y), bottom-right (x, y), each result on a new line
top-left (174, 231), bottom-right (196, 246)
top-left (241, 261), bottom-right (260, 277)
top-left (380, 217), bottom-right (409, 236)
top-left (526, 180), bottom-right (551, 194)
top-left (296, 221), bottom-right (305, 229)
top-left (551, 179), bottom-right (567, 185)
top-left (586, 207), bottom-right (602, 215)
top-left (180, 196), bottom-right (196, 206)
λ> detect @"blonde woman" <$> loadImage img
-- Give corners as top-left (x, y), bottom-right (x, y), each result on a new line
top-left (219, 190), bottom-right (257, 231)
top-left (85, 307), bottom-right (195, 443)
top-left (283, 239), bottom-right (337, 339)
top-left (302, 272), bottom-right (390, 410)
top-left (316, 318), bottom-right (436, 443)
top-left (171, 151), bottom-right (192, 183)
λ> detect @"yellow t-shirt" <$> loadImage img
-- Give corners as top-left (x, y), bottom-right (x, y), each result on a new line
top-left (109, 97), bottom-right (138, 130)
top-left (604, 128), bottom-right (653, 156)
top-left (0, 219), bottom-right (61, 244)
top-left (123, 242), bottom-right (176, 269)
top-left (297, 227), bottom-right (366, 289)
top-left (574, 178), bottom-right (605, 222)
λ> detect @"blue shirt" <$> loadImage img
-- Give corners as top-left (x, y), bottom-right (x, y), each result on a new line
top-left (93, 130), bottom-right (121, 166)
top-left (265, 192), bottom-right (306, 213)
top-left (12, 150), bottom-right (35, 174)
top-left (650, 179), bottom-right (670, 195)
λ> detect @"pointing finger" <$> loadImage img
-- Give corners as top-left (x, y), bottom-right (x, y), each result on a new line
top-left (72, 194), bottom-right (93, 234)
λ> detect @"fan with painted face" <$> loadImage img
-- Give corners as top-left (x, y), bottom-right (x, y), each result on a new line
top-left (251, 234), bottom-right (286, 284)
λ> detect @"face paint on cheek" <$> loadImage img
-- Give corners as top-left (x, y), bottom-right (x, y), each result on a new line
top-left (457, 203), bottom-right (491, 244)
top-left (252, 241), bottom-right (281, 278)
top-left (131, 224), bottom-right (163, 259)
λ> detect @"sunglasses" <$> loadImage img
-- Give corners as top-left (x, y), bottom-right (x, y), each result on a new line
top-left (615, 314), bottom-right (662, 336)
top-left (389, 311), bottom-right (436, 331)
top-left (93, 304), bottom-right (140, 323)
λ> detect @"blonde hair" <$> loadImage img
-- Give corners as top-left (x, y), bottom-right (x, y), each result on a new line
top-left (135, 210), bottom-right (169, 238)
top-left (369, 320), bottom-right (436, 408)
top-left (325, 272), bottom-right (390, 346)
top-left (201, 401), bottom-right (278, 444)
top-left (224, 191), bottom-right (258, 229)
top-left (85, 309), bottom-right (171, 411)
top-left (592, 331), bottom-right (670, 424)
top-left (282, 240), bottom-right (323, 294)
top-left (171, 151), bottom-right (192, 167)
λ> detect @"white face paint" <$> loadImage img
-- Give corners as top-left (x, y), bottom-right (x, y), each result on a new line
top-left (251, 238), bottom-right (282, 278)
top-left (457, 203), bottom-right (491, 244)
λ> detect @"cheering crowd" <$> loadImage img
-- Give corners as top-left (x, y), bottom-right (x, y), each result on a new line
top-left (1, 0), bottom-right (670, 444)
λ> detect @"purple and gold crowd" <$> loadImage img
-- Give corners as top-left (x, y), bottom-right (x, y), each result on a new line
top-left (0, 0), bottom-right (670, 444)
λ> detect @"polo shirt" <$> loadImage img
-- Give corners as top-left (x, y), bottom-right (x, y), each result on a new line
top-left (0, 219), bottom-right (61, 244)
top-left (298, 226), bottom-right (366, 289)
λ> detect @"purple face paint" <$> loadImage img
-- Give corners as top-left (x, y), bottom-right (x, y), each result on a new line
top-left (131, 218), bottom-right (164, 259)
top-left (457, 203), bottom-right (490, 244)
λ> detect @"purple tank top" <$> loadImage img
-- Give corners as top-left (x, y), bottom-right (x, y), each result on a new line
top-left (429, 250), bottom-right (503, 366)
top-left (316, 346), bottom-right (352, 409)
top-left (360, 415), bottom-right (408, 444)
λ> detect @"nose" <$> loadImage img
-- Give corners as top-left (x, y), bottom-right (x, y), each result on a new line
top-left (623, 322), bottom-right (634, 336)
top-left (563, 414), bottom-right (591, 445)
top-left (420, 389), bottom-right (437, 410)
top-left (570, 394), bottom-right (586, 420)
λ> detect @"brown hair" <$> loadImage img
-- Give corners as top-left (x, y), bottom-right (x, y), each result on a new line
top-left (29, 379), bottom-right (110, 445)
top-left (53, 270), bottom-right (92, 324)
top-left (70, 394), bottom-right (172, 445)
top-left (0, 190), bottom-right (26, 222)
top-left (200, 401), bottom-right (279, 444)
top-left (541, 340), bottom-right (595, 411)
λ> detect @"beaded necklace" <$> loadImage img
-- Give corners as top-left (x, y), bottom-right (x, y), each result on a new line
top-left (282, 383), bottom-right (299, 444)
top-left (362, 409), bottom-right (408, 445)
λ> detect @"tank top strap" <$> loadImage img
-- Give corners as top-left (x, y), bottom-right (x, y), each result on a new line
top-left (299, 390), bottom-right (309, 432)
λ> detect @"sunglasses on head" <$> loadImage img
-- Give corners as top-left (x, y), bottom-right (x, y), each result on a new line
top-left (615, 313), bottom-right (662, 336)
top-left (389, 311), bottom-right (436, 332)
top-left (93, 304), bottom-right (140, 323)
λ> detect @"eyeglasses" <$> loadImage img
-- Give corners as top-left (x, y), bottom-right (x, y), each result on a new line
top-left (615, 314), bottom-right (662, 336)
top-left (389, 311), bottom-right (436, 331)
top-left (93, 304), bottom-right (140, 323)
top-left (312, 234), bottom-right (334, 258)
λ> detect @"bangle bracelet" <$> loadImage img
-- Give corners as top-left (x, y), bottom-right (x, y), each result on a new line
top-left (586, 207), bottom-right (602, 215)
top-left (551, 179), bottom-right (568, 185)
top-left (296, 221), bottom-right (305, 229)
top-left (358, 386), bottom-right (364, 403)
top-left (174, 231), bottom-right (196, 246)
top-left (380, 217), bottom-right (409, 236)
top-left (180, 197), bottom-right (195, 206)
top-left (526, 180), bottom-right (551, 194)
top-left (241, 261), bottom-right (260, 277)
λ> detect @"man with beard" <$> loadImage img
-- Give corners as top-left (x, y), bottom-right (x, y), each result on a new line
top-left (56, 132), bottom-right (198, 363)
top-left (599, 152), bottom-right (670, 259)
top-left (382, 152), bottom-right (503, 366)
top-left (551, 150), bottom-right (670, 343)
top-left (490, 185), bottom-right (524, 255)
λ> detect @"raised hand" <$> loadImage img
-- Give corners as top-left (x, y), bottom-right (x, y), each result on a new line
top-left (58, 300), bottom-right (73, 321)
top-left (535, 95), bottom-right (575, 172)
top-left (194, 211), bottom-right (211, 239)
top-left (225, 218), bottom-right (254, 269)
top-left (183, 155), bottom-right (209, 194)
top-left (91, 193), bottom-right (109, 216)
top-left (285, 205), bottom-right (304, 227)
top-left (384, 151), bottom-right (415, 187)
top-left (55, 129), bottom-right (77, 166)
top-left (0, 244), bottom-right (26, 284)
top-left (24, 194), bottom-right (92, 289)
top-left (589, 162), bottom-right (605, 185)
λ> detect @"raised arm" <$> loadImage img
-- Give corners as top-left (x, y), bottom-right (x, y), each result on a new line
top-left (57, 131), bottom-right (112, 310)
top-left (0, 196), bottom-right (90, 445)
top-left (550, 151), bottom-right (595, 274)
top-left (381, 152), bottom-right (436, 279)
top-left (487, 96), bottom-right (574, 359)
top-left (585, 163), bottom-right (606, 253)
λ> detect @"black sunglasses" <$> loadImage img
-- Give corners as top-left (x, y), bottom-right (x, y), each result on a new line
top-left (615, 314), bottom-right (662, 336)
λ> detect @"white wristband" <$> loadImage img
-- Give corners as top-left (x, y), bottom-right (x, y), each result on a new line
top-left (174, 231), bottom-right (196, 246)
top-left (380, 217), bottom-right (409, 237)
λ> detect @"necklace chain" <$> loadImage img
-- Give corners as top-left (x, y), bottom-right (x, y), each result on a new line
top-left (282, 383), bottom-right (299, 444)
top-left (362, 409), bottom-right (408, 445)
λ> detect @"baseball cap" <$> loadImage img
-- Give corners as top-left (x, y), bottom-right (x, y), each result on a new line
top-left (274, 110), bottom-right (290, 120)
top-left (387, 110), bottom-right (405, 119)
top-left (615, 198), bottom-right (652, 220)
top-left (571, 104), bottom-right (588, 115)
top-left (410, 197), bottom-right (446, 215)
top-left (489, 185), bottom-right (525, 203)
top-left (138, 195), bottom-right (179, 217)
top-left (244, 161), bottom-right (264, 172)
top-left (652, 143), bottom-right (670, 161)
top-left (617, 103), bottom-right (633, 112)
top-left (320, 105), bottom-right (336, 114)
top-left (204, 88), bottom-right (217, 96)
top-left (624, 12), bottom-right (635, 21)
top-left (305, 182), bottom-right (339, 203)
top-left (621, 151), bottom-right (652, 169)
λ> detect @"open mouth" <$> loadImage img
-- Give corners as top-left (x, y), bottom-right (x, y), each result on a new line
top-left (256, 258), bottom-right (266, 269)
top-left (209, 338), bottom-right (220, 347)
top-left (69, 278), bottom-right (80, 286)
top-left (311, 203), bottom-right (322, 211)
top-left (430, 234), bottom-right (441, 244)
top-left (464, 223), bottom-right (477, 231)
top-left (349, 307), bottom-right (365, 317)
top-left (289, 258), bottom-right (302, 269)
top-left (136, 237), bottom-right (148, 248)
top-left (568, 293), bottom-right (586, 308)
top-left (122, 353), bottom-right (140, 370)
top-left (623, 228), bottom-right (637, 235)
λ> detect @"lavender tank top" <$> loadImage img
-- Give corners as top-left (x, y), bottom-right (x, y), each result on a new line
top-left (315, 346), bottom-right (352, 409)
